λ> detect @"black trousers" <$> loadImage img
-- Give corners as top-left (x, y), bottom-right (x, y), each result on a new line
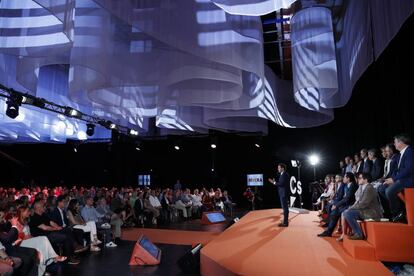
top-left (7, 246), bottom-right (38, 276)
top-left (278, 188), bottom-right (289, 224)
top-left (46, 228), bottom-right (75, 256)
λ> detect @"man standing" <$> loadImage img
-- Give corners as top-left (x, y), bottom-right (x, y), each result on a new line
top-left (268, 163), bottom-right (290, 227)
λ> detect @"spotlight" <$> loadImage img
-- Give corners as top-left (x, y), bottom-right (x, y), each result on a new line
top-left (109, 123), bottom-right (117, 130)
top-left (129, 129), bottom-right (139, 136)
top-left (73, 147), bottom-right (78, 153)
top-left (309, 154), bottom-right (320, 166)
top-left (291, 160), bottom-right (300, 167)
top-left (255, 143), bottom-right (261, 148)
top-left (174, 145), bottom-right (180, 150)
top-left (6, 99), bottom-right (20, 119)
top-left (136, 147), bottom-right (141, 151)
top-left (86, 124), bottom-right (95, 136)
top-left (211, 143), bottom-right (217, 149)
top-left (99, 120), bottom-right (117, 130)
top-left (64, 107), bottom-right (81, 118)
top-left (135, 141), bottom-right (141, 151)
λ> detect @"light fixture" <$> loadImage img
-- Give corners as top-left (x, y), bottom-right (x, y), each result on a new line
top-left (109, 123), bottom-right (117, 130)
top-left (211, 143), bottom-right (217, 149)
top-left (255, 143), bottom-right (261, 148)
top-left (64, 107), bottom-right (82, 118)
top-left (174, 145), bottom-right (180, 150)
top-left (5, 94), bottom-right (23, 119)
top-left (86, 124), bottom-right (95, 136)
top-left (129, 129), bottom-right (139, 136)
top-left (73, 147), bottom-right (78, 153)
top-left (309, 154), bottom-right (320, 166)
top-left (291, 160), bottom-right (300, 167)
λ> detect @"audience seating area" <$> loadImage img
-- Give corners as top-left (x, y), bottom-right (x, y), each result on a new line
top-left (343, 188), bottom-right (414, 263)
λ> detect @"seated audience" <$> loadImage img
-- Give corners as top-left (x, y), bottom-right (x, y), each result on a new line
top-left (12, 206), bottom-right (67, 276)
top-left (342, 173), bottom-right (382, 240)
top-left (318, 173), bottom-right (358, 237)
top-left (368, 148), bottom-right (383, 182)
top-left (29, 200), bottom-right (80, 265)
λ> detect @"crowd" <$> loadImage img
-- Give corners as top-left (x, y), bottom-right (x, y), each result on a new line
top-left (0, 181), bottom-right (234, 275)
top-left (315, 133), bottom-right (414, 241)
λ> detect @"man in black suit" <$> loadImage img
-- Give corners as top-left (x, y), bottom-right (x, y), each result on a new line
top-left (268, 163), bottom-right (290, 227)
top-left (384, 134), bottom-right (414, 223)
top-left (49, 196), bottom-right (86, 248)
top-left (318, 172), bottom-right (358, 237)
top-left (368, 148), bottom-right (383, 181)
top-left (361, 149), bottom-right (373, 175)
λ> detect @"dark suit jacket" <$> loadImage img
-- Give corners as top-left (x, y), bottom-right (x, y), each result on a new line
top-left (49, 207), bottom-right (69, 227)
top-left (392, 146), bottom-right (414, 184)
top-left (336, 182), bottom-right (358, 210)
top-left (386, 153), bottom-right (400, 178)
top-left (332, 183), bottom-right (345, 204)
top-left (370, 159), bottom-right (383, 181)
top-left (362, 159), bottom-right (373, 174)
top-left (276, 171), bottom-right (290, 197)
top-left (0, 227), bottom-right (18, 251)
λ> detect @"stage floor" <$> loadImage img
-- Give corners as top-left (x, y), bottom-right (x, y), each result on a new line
top-left (201, 209), bottom-right (392, 276)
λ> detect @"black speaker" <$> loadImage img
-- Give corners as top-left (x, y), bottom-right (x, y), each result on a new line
top-left (177, 243), bottom-right (202, 273)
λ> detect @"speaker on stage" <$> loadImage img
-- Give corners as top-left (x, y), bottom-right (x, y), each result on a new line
top-left (177, 243), bottom-right (202, 273)
top-left (129, 234), bottom-right (161, 266)
top-left (201, 211), bottom-right (226, 224)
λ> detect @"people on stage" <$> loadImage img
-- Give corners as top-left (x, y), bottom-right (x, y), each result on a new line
top-left (268, 163), bottom-right (290, 227)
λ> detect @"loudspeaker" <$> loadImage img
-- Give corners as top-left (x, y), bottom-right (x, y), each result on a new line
top-left (129, 235), bottom-right (161, 266)
top-left (201, 211), bottom-right (226, 224)
top-left (177, 243), bottom-right (202, 273)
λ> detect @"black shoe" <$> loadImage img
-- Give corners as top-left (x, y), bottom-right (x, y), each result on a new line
top-left (348, 234), bottom-right (364, 240)
top-left (392, 212), bottom-right (407, 223)
top-left (317, 231), bottom-right (332, 237)
top-left (67, 257), bottom-right (80, 265)
top-left (278, 223), bottom-right (288, 227)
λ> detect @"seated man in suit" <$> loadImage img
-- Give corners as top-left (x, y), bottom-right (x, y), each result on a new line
top-left (360, 149), bottom-right (373, 175)
top-left (49, 195), bottom-right (86, 250)
top-left (368, 149), bottom-right (383, 182)
top-left (342, 173), bottom-right (382, 240)
top-left (384, 133), bottom-right (414, 223)
top-left (318, 172), bottom-right (358, 237)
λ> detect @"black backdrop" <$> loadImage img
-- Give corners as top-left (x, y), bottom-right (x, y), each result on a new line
top-left (1, 14), bottom-right (413, 209)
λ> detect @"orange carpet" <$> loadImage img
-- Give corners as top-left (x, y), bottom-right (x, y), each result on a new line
top-left (122, 228), bottom-right (221, 246)
top-left (201, 209), bottom-right (392, 276)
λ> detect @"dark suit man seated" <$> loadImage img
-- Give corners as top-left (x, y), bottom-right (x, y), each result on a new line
top-left (49, 195), bottom-right (87, 247)
top-left (368, 149), bottom-right (383, 182)
top-left (361, 149), bottom-right (373, 175)
top-left (268, 163), bottom-right (290, 227)
top-left (324, 175), bottom-right (345, 218)
top-left (383, 133), bottom-right (414, 223)
top-left (318, 173), bottom-right (358, 237)
top-left (342, 173), bottom-right (382, 240)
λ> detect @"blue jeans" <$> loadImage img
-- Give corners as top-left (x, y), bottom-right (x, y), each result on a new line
top-left (343, 209), bottom-right (363, 237)
top-left (385, 179), bottom-right (414, 216)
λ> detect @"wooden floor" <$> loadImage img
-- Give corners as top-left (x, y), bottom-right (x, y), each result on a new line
top-left (201, 209), bottom-right (393, 276)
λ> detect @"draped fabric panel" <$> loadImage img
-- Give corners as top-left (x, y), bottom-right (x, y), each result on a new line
top-left (0, 0), bottom-right (413, 142)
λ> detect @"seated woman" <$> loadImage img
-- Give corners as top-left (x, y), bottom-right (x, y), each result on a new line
top-left (66, 199), bottom-right (101, 252)
top-left (11, 206), bottom-right (66, 276)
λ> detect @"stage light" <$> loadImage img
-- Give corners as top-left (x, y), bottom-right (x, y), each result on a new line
top-left (309, 154), bottom-right (320, 166)
top-left (211, 168), bottom-right (215, 172)
top-left (174, 145), bottom-right (180, 150)
top-left (109, 123), bottom-right (117, 130)
top-left (73, 147), bottom-right (78, 153)
top-left (291, 160), bottom-right (299, 167)
top-left (211, 143), bottom-right (217, 149)
top-left (135, 141), bottom-right (141, 151)
top-left (129, 129), bottom-right (139, 136)
top-left (6, 101), bottom-right (19, 119)
top-left (86, 124), bottom-right (95, 136)
top-left (255, 143), bottom-right (261, 148)
top-left (64, 107), bottom-right (82, 118)
top-left (136, 147), bottom-right (141, 151)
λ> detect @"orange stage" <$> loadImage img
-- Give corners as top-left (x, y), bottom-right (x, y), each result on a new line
top-left (201, 209), bottom-right (392, 276)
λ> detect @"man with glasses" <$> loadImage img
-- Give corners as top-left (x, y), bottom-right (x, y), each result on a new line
top-left (342, 173), bottom-right (382, 240)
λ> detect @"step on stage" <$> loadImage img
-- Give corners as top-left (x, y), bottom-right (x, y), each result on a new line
top-left (201, 209), bottom-right (392, 276)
